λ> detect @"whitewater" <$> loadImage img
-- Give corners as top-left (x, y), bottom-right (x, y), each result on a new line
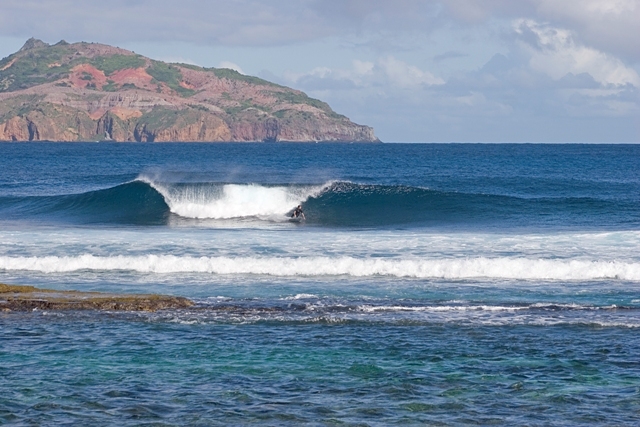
top-left (2, 254), bottom-right (640, 280)
top-left (138, 174), bottom-right (332, 220)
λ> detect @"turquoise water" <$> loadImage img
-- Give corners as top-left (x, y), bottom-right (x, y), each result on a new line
top-left (1, 143), bottom-right (640, 425)
top-left (4, 316), bottom-right (640, 425)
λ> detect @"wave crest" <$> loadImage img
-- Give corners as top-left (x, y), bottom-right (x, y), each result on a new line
top-left (138, 175), bottom-right (329, 220)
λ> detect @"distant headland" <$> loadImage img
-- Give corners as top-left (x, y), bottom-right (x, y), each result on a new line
top-left (0, 38), bottom-right (379, 143)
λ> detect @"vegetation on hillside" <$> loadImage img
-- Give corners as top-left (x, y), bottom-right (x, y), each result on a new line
top-left (269, 91), bottom-right (346, 119)
top-left (0, 41), bottom-right (146, 92)
top-left (102, 80), bottom-right (118, 92)
top-left (210, 68), bottom-right (282, 88)
top-left (0, 41), bottom-right (339, 119)
top-left (177, 63), bottom-right (282, 88)
top-left (0, 95), bottom-right (44, 122)
top-left (147, 61), bottom-right (195, 97)
top-left (0, 44), bottom-right (75, 92)
top-left (91, 54), bottom-right (146, 75)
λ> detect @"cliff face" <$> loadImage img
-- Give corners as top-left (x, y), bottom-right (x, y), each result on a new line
top-left (0, 39), bottom-right (380, 143)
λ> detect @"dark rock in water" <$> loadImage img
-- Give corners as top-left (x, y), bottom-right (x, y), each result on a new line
top-left (0, 283), bottom-right (194, 312)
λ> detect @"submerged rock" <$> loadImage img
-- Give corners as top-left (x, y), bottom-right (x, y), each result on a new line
top-left (0, 283), bottom-right (194, 312)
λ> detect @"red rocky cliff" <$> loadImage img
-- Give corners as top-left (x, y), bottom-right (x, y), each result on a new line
top-left (0, 39), bottom-right (380, 143)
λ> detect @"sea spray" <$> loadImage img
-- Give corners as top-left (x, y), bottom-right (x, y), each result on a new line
top-left (137, 174), bottom-right (331, 219)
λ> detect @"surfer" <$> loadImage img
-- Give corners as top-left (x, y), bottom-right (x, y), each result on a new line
top-left (291, 205), bottom-right (305, 220)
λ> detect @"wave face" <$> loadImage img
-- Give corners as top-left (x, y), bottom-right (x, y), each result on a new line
top-left (0, 181), bottom-right (169, 225)
top-left (2, 254), bottom-right (639, 281)
top-left (0, 176), bottom-right (637, 228)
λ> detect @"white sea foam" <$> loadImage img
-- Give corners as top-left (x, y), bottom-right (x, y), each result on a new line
top-left (357, 305), bottom-right (527, 312)
top-left (137, 175), bottom-right (330, 219)
top-left (284, 294), bottom-right (319, 300)
top-left (357, 303), bottom-right (610, 312)
top-left (148, 310), bottom-right (640, 328)
top-left (1, 254), bottom-right (640, 281)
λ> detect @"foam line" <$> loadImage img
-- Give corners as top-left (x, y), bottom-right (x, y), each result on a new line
top-left (1, 255), bottom-right (639, 280)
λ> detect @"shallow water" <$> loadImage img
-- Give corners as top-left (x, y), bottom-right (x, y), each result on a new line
top-left (1, 143), bottom-right (640, 425)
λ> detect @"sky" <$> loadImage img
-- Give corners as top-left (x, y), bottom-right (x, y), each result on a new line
top-left (0, 0), bottom-right (638, 142)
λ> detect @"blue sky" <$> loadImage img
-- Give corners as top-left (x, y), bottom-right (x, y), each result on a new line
top-left (0, 0), bottom-right (638, 142)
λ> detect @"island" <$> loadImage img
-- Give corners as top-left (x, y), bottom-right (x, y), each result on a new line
top-left (0, 38), bottom-right (379, 143)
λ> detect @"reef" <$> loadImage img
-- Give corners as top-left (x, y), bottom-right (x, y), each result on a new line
top-left (0, 283), bottom-right (194, 312)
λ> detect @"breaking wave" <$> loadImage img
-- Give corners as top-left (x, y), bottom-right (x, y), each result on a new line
top-left (138, 175), bottom-right (327, 220)
top-left (1, 254), bottom-right (639, 281)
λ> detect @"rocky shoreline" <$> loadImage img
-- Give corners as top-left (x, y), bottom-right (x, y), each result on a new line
top-left (0, 283), bottom-right (194, 312)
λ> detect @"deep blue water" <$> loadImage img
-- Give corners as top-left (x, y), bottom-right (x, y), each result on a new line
top-left (1, 142), bottom-right (640, 426)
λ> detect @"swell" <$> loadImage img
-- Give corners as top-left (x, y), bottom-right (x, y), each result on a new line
top-left (0, 178), bottom-right (636, 227)
top-left (0, 181), bottom-right (169, 225)
top-left (303, 182), bottom-right (639, 227)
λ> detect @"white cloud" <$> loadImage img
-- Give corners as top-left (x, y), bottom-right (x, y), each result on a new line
top-left (378, 56), bottom-right (444, 87)
top-left (1, 0), bottom-right (637, 63)
top-left (286, 57), bottom-right (443, 89)
top-left (533, 0), bottom-right (640, 61)
top-left (278, 35), bottom-right (639, 142)
top-left (353, 60), bottom-right (375, 76)
top-left (442, 0), bottom-right (640, 62)
top-left (513, 19), bottom-right (640, 87)
top-left (583, 0), bottom-right (636, 14)
top-left (0, 0), bottom-right (332, 46)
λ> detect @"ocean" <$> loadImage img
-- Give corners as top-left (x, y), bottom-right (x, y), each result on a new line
top-left (1, 142), bottom-right (639, 426)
